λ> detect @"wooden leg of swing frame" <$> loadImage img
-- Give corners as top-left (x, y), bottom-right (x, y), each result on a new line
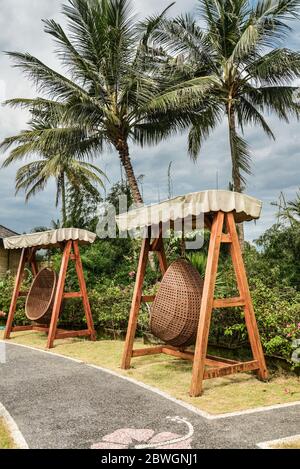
top-left (121, 236), bottom-right (151, 369)
top-left (4, 248), bottom-right (27, 340)
top-left (73, 240), bottom-right (96, 341)
top-left (47, 241), bottom-right (72, 349)
top-left (157, 244), bottom-right (168, 275)
top-left (190, 212), bottom-right (224, 397)
top-left (226, 213), bottom-right (268, 380)
top-left (30, 254), bottom-right (39, 278)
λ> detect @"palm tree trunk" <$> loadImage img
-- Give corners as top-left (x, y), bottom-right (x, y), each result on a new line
top-left (61, 173), bottom-right (67, 228)
top-left (115, 138), bottom-right (158, 270)
top-left (115, 138), bottom-right (143, 205)
top-left (227, 102), bottom-right (245, 251)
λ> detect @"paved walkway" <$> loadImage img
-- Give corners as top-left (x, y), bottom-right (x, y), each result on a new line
top-left (0, 342), bottom-right (299, 449)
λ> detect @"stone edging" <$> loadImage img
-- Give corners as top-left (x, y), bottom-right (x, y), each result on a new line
top-left (0, 402), bottom-right (28, 449)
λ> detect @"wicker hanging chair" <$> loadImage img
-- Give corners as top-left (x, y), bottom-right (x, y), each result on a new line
top-left (25, 268), bottom-right (58, 325)
top-left (150, 258), bottom-right (204, 347)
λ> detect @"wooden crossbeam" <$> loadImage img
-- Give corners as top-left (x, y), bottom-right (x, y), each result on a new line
top-left (213, 297), bottom-right (245, 308)
top-left (12, 325), bottom-right (33, 332)
top-left (18, 291), bottom-right (29, 297)
top-left (162, 347), bottom-right (194, 362)
top-left (206, 354), bottom-right (240, 365)
top-left (132, 346), bottom-right (163, 357)
top-left (204, 360), bottom-right (259, 380)
top-left (141, 295), bottom-right (156, 303)
top-left (55, 329), bottom-right (91, 340)
top-left (221, 233), bottom-right (232, 243)
top-left (63, 292), bottom-right (83, 299)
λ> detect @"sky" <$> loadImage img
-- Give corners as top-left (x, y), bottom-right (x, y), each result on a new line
top-left (0, 0), bottom-right (300, 241)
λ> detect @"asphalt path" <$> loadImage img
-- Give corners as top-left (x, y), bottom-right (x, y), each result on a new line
top-left (0, 342), bottom-right (299, 449)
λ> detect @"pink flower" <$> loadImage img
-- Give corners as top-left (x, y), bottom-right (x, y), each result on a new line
top-left (297, 323), bottom-right (300, 330)
top-left (91, 417), bottom-right (194, 450)
top-left (91, 428), bottom-right (193, 449)
top-left (128, 271), bottom-right (136, 279)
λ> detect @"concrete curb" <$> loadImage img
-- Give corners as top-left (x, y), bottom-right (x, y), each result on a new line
top-left (0, 403), bottom-right (28, 449)
top-left (257, 433), bottom-right (300, 449)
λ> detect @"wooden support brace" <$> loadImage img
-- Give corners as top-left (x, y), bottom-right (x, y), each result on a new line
top-left (47, 241), bottom-right (72, 349)
top-left (141, 295), bottom-right (156, 303)
top-left (63, 292), bottom-right (83, 299)
top-left (12, 325), bottom-right (33, 332)
top-left (213, 297), bottom-right (245, 308)
top-left (190, 211), bottom-right (224, 397)
top-left (73, 240), bottom-right (96, 342)
top-left (204, 360), bottom-right (259, 380)
top-left (132, 346), bottom-right (163, 357)
top-left (121, 235), bottom-right (151, 369)
top-left (225, 213), bottom-right (268, 381)
top-left (55, 329), bottom-right (91, 340)
top-left (4, 248), bottom-right (28, 340)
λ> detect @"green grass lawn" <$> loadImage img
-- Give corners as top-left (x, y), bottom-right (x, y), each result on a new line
top-left (0, 418), bottom-right (14, 449)
top-left (1, 331), bottom-right (300, 415)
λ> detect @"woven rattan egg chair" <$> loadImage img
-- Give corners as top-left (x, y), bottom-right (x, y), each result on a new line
top-left (150, 259), bottom-right (204, 347)
top-left (25, 268), bottom-right (58, 325)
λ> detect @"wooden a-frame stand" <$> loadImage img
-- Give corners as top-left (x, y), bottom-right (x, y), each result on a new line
top-left (4, 239), bottom-right (96, 349)
top-left (121, 211), bottom-right (268, 397)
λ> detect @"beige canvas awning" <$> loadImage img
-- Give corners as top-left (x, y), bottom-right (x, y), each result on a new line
top-left (116, 190), bottom-right (262, 232)
top-left (3, 228), bottom-right (96, 250)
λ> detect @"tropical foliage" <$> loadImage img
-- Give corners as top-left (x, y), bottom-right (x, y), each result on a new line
top-left (0, 0), bottom-right (182, 204)
top-left (155, 0), bottom-right (300, 194)
top-left (1, 111), bottom-right (107, 226)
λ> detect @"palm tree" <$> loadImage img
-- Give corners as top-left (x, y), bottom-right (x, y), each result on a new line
top-left (155, 0), bottom-right (300, 244)
top-left (273, 190), bottom-right (300, 226)
top-left (1, 113), bottom-right (107, 227)
top-left (2, 0), bottom-right (181, 205)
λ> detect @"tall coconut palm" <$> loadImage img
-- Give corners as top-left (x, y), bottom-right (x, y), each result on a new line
top-left (155, 0), bottom-right (300, 244)
top-left (1, 113), bottom-right (107, 227)
top-left (2, 0), bottom-right (183, 205)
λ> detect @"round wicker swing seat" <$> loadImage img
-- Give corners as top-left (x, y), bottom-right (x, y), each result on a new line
top-left (25, 268), bottom-right (58, 324)
top-left (150, 259), bottom-right (204, 347)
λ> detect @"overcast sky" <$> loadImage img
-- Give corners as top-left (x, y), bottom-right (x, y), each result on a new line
top-left (0, 0), bottom-right (299, 241)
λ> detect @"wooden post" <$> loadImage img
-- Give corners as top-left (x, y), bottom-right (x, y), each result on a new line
top-left (30, 250), bottom-right (39, 278)
top-left (121, 232), bottom-right (151, 369)
top-left (73, 240), bottom-right (96, 341)
top-left (150, 224), bottom-right (168, 275)
top-left (47, 241), bottom-right (72, 349)
top-left (4, 248), bottom-right (28, 340)
top-left (225, 213), bottom-right (268, 380)
top-left (190, 211), bottom-right (224, 397)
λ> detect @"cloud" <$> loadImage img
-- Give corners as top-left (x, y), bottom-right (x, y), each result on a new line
top-left (0, 0), bottom-right (299, 241)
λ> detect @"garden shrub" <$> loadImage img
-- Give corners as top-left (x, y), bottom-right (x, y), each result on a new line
top-left (0, 273), bottom-right (31, 327)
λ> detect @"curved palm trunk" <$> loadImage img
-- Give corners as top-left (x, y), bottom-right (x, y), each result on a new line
top-left (115, 139), bottom-right (143, 205)
top-left (227, 103), bottom-right (245, 251)
top-left (115, 138), bottom-right (158, 270)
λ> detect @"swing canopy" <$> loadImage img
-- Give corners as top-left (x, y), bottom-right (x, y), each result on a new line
top-left (3, 228), bottom-right (96, 250)
top-left (116, 190), bottom-right (262, 232)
